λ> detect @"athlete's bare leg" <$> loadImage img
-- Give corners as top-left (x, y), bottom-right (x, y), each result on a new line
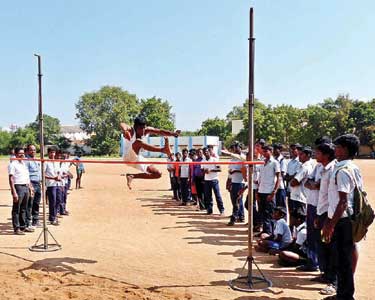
top-left (123, 137), bottom-right (173, 189)
top-left (125, 166), bottom-right (162, 189)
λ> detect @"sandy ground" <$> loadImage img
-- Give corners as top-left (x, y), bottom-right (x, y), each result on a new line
top-left (0, 158), bottom-right (374, 300)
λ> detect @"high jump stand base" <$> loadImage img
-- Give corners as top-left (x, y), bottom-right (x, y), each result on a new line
top-left (29, 227), bottom-right (62, 252)
top-left (229, 256), bottom-right (272, 292)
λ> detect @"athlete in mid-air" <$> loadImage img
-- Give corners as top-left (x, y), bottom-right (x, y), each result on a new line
top-left (120, 115), bottom-right (181, 189)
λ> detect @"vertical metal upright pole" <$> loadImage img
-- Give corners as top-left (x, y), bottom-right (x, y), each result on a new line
top-left (35, 54), bottom-right (48, 248)
top-left (247, 7), bottom-right (255, 282)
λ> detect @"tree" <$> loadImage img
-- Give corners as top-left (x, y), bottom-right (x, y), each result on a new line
top-left (56, 136), bottom-right (72, 150)
top-left (198, 117), bottom-right (231, 141)
top-left (349, 99), bottom-right (375, 149)
top-left (0, 130), bottom-right (12, 155)
top-left (27, 114), bottom-right (61, 145)
top-left (9, 127), bottom-right (37, 149)
top-left (139, 97), bottom-right (175, 132)
top-left (76, 86), bottom-right (140, 155)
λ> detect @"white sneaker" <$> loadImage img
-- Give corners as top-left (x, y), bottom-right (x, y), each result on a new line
top-left (24, 226), bottom-right (35, 232)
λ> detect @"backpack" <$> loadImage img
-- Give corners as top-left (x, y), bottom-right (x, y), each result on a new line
top-left (335, 166), bottom-right (374, 242)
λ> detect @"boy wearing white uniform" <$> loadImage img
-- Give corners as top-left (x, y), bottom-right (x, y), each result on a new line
top-left (227, 142), bottom-right (245, 226)
top-left (8, 147), bottom-right (34, 235)
top-left (179, 149), bottom-right (192, 205)
top-left (289, 147), bottom-right (315, 215)
top-left (322, 134), bottom-right (363, 300)
top-left (202, 147), bottom-right (224, 215)
top-left (257, 145), bottom-right (280, 235)
top-left (120, 116), bottom-right (180, 189)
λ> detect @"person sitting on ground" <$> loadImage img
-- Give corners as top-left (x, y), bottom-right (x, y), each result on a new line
top-left (120, 115), bottom-right (181, 189)
top-left (255, 206), bottom-right (292, 253)
top-left (278, 209), bottom-right (308, 267)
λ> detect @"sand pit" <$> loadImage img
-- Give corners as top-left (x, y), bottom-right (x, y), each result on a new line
top-left (0, 159), bottom-right (374, 300)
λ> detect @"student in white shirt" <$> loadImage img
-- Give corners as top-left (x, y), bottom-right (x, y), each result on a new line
top-left (227, 142), bottom-right (246, 226)
top-left (257, 145), bottom-right (280, 234)
top-left (289, 147), bottom-right (315, 215)
top-left (273, 143), bottom-right (287, 210)
top-left (321, 134), bottom-right (364, 300)
top-left (179, 149), bottom-right (192, 205)
top-left (202, 147), bottom-right (224, 215)
top-left (256, 206), bottom-right (292, 253)
top-left (8, 147), bottom-right (34, 235)
top-left (45, 147), bottom-right (62, 225)
top-left (278, 209), bottom-right (307, 266)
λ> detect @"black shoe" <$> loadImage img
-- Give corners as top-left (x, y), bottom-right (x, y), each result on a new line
top-left (296, 264), bottom-right (319, 272)
top-left (227, 220), bottom-right (235, 226)
top-left (206, 211), bottom-right (213, 215)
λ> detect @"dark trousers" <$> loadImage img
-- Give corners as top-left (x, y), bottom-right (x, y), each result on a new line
top-left (317, 213), bottom-right (337, 284)
top-left (59, 185), bottom-right (68, 213)
top-left (170, 177), bottom-right (180, 200)
top-left (194, 176), bottom-right (205, 201)
top-left (12, 185), bottom-right (29, 231)
top-left (180, 178), bottom-right (191, 203)
top-left (331, 217), bottom-right (354, 300)
top-left (244, 190), bottom-right (261, 227)
top-left (230, 182), bottom-right (244, 221)
top-left (26, 182), bottom-right (41, 226)
top-left (275, 188), bottom-right (287, 208)
top-left (306, 204), bottom-right (319, 268)
top-left (47, 186), bottom-right (61, 222)
top-left (204, 179), bottom-right (224, 214)
top-left (288, 198), bottom-right (307, 215)
top-left (258, 193), bottom-right (275, 234)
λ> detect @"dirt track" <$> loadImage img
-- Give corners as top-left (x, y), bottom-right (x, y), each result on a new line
top-left (0, 159), bottom-right (374, 300)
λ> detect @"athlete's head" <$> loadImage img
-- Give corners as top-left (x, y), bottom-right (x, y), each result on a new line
top-left (134, 115), bottom-right (147, 137)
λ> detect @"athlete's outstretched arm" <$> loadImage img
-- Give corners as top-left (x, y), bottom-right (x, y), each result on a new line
top-left (134, 139), bottom-right (168, 153)
top-left (145, 127), bottom-right (181, 137)
top-left (120, 123), bottom-right (132, 139)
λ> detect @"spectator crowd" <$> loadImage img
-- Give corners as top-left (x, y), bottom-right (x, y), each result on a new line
top-left (166, 134), bottom-right (365, 300)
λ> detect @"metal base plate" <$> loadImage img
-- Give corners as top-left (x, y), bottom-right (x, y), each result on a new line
top-left (29, 244), bottom-right (62, 252)
top-left (229, 275), bottom-right (272, 292)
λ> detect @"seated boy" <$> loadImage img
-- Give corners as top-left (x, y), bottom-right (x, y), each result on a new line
top-left (255, 206), bottom-right (292, 253)
top-left (278, 209), bottom-right (308, 267)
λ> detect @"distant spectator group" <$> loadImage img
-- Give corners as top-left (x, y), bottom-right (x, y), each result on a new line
top-left (8, 145), bottom-right (85, 234)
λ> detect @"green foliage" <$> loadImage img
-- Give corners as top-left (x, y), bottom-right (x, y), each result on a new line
top-left (199, 95), bottom-right (375, 150)
top-left (139, 97), bottom-right (175, 132)
top-left (76, 86), bottom-right (140, 155)
top-left (8, 127), bottom-right (37, 149)
top-left (0, 130), bottom-right (12, 154)
top-left (56, 136), bottom-right (72, 150)
top-left (27, 114), bottom-right (61, 144)
top-left (198, 117), bottom-right (231, 142)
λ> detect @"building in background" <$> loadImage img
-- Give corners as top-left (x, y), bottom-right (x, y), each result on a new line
top-left (60, 125), bottom-right (92, 154)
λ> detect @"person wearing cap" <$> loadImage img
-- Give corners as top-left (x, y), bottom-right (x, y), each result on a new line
top-left (257, 145), bottom-right (281, 235)
top-left (273, 143), bottom-right (287, 210)
top-left (120, 116), bottom-right (181, 189)
top-left (255, 206), bottom-right (292, 253)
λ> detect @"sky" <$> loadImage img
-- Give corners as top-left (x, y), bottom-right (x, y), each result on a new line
top-left (1, 0), bottom-right (374, 131)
